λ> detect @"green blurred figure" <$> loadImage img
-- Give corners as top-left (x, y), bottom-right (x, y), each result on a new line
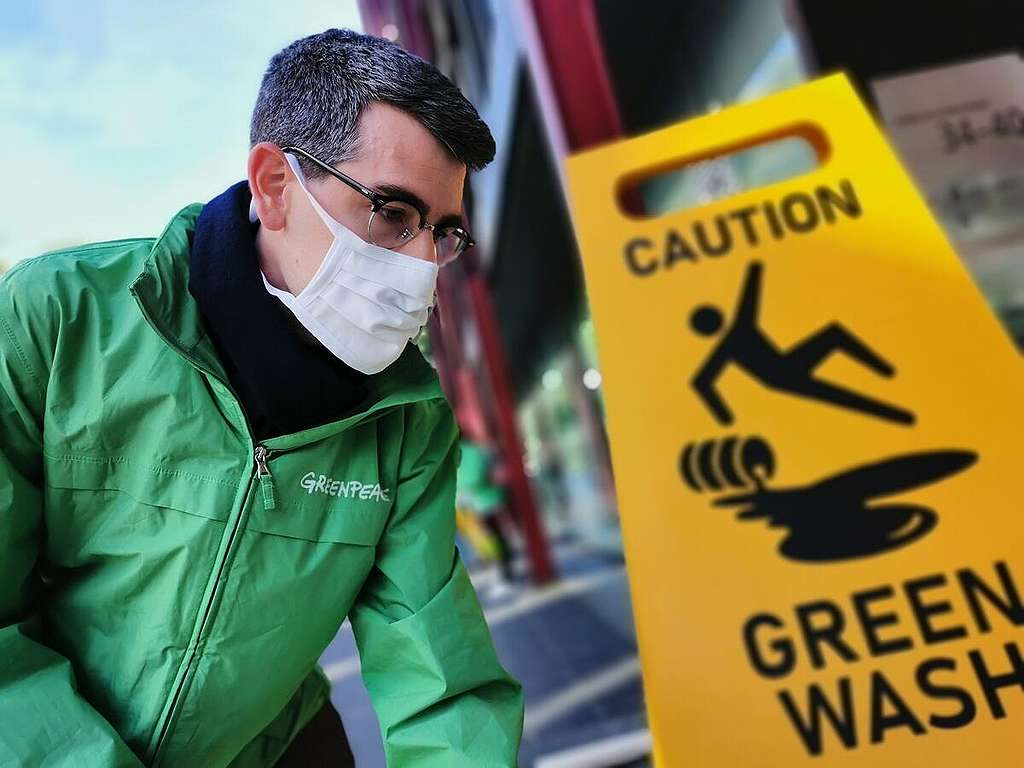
top-left (457, 439), bottom-right (517, 594)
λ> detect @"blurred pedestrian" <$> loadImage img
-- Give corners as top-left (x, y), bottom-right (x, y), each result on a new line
top-left (457, 438), bottom-right (517, 595)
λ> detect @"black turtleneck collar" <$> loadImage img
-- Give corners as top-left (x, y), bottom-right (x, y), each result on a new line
top-left (188, 180), bottom-right (368, 441)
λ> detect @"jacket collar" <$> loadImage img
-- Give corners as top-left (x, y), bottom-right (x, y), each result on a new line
top-left (130, 202), bottom-right (211, 368)
top-left (128, 196), bottom-right (445, 442)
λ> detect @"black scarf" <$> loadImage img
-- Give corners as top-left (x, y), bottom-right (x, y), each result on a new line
top-left (188, 181), bottom-right (368, 441)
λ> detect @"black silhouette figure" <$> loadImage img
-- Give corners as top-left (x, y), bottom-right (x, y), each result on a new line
top-left (713, 450), bottom-right (977, 562)
top-left (690, 261), bottom-right (915, 426)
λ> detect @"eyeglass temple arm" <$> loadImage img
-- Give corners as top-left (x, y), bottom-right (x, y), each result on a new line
top-left (279, 145), bottom-right (380, 202)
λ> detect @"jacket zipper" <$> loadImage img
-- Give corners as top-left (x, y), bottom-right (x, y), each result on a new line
top-left (132, 285), bottom-right (275, 765)
top-left (255, 444), bottom-right (276, 510)
top-left (143, 395), bottom-right (399, 761)
top-left (150, 443), bottom-right (276, 764)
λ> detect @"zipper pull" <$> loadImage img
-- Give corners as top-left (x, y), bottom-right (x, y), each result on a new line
top-left (254, 445), bottom-right (276, 511)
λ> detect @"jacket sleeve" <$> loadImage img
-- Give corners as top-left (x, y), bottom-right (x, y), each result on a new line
top-left (348, 400), bottom-right (524, 767)
top-left (0, 265), bottom-right (143, 766)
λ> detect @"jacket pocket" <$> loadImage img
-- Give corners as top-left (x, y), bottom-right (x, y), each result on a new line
top-left (43, 452), bottom-right (238, 522)
top-left (246, 495), bottom-right (389, 545)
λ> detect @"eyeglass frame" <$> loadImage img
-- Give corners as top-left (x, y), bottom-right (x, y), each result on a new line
top-left (279, 144), bottom-right (476, 261)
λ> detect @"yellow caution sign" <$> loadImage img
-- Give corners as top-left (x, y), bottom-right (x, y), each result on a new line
top-left (566, 74), bottom-right (1024, 766)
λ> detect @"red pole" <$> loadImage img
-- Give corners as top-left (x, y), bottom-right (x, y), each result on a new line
top-left (463, 261), bottom-right (557, 585)
top-left (530, 0), bottom-right (624, 150)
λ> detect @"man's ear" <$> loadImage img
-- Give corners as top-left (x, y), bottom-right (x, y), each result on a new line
top-left (248, 143), bottom-right (290, 231)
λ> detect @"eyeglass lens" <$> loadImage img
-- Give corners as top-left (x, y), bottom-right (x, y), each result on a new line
top-left (368, 203), bottom-right (468, 266)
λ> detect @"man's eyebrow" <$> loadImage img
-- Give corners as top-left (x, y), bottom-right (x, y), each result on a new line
top-left (375, 183), bottom-right (464, 228)
top-left (374, 184), bottom-right (429, 213)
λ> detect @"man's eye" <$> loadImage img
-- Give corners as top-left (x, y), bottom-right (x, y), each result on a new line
top-left (380, 206), bottom-right (406, 222)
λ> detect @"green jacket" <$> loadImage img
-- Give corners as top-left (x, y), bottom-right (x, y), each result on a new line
top-left (0, 203), bottom-right (523, 767)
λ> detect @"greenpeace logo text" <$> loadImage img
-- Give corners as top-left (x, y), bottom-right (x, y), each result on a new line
top-left (300, 472), bottom-right (391, 502)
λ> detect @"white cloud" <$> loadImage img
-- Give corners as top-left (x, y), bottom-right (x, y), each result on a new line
top-left (0, 0), bottom-right (363, 265)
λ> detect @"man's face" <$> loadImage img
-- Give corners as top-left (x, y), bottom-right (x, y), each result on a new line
top-left (283, 102), bottom-right (467, 293)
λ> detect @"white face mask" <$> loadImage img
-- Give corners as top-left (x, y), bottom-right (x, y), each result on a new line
top-left (256, 153), bottom-right (439, 375)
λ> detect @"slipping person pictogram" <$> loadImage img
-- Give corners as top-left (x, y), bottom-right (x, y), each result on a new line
top-left (690, 261), bottom-right (915, 426)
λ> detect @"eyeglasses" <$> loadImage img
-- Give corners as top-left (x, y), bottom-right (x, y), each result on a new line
top-left (280, 145), bottom-right (474, 267)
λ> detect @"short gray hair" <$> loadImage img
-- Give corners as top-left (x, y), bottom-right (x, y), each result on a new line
top-left (250, 28), bottom-right (495, 178)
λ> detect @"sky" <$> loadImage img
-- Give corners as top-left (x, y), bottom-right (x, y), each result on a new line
top-left (0, 1), bottom-right (363, 266)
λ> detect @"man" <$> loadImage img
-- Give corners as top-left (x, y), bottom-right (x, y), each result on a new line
top-left (0, 29), bottom-right (523, 767)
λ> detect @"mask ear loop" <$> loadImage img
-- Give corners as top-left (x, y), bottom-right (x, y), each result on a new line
top-left (249, 153), bottom-right (328, 227)
top-left (283, 152), bottom-right (342, 236)
top-left (422, 288), bottom-right (440, 329)
top-left (413, 296), bottom-right (439, 364)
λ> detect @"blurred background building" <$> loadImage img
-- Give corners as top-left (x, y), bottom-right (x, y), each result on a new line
top-left (5, 1), bottom-right (1024, 765)
top-left (350, 2), bottom-right (1024, 765)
